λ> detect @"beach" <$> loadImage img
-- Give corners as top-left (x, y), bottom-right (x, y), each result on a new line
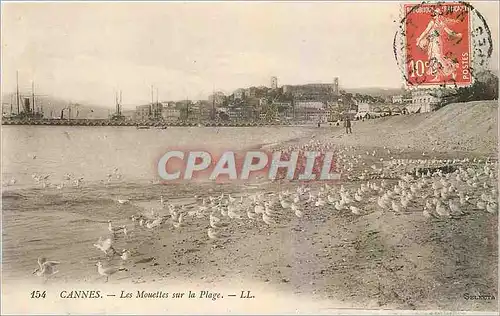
top-left (1, 101), bottom-right (498, 314)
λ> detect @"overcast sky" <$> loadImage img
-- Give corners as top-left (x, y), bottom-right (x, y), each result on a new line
top-left (2, 1), bottom-right (498, 109)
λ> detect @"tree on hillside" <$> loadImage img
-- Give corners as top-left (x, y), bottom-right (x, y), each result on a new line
top-left (434, 70), bottom-right (498, 109)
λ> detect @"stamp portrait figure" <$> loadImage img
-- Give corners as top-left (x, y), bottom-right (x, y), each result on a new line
top-left (416, 8), bottom-right (463, 82)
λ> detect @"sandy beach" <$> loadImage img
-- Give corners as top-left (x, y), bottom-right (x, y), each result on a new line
top-left (1, 101), bottom-right (498, 314)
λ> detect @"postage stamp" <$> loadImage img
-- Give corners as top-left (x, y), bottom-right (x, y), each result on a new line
top-left (405, 2), bottom-right (471, 86)
top-left (394, 1), bottom-right (493, 88)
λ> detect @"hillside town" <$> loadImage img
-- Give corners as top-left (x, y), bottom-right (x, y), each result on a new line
top-left (3, 71), bottom-right (497, 125)
top-left (128, 76), bottom-right (449, 124)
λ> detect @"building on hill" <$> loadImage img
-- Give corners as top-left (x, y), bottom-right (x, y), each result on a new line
top-left (161, 103), bottom-right (181, 121)
top-left (233, 88), bottom-right (246, 100)
top-left (294, 100), bottom-right (326, 122)
top-left (282, 83), bottom-right (336, 101)
top-left (208, 92), bottom-right (226, 107)
top-left (226, 106), bottom-right (257, 121)
top-left (259, 97), bottom-right (269, 107)
top-left (392, 95), bottom-right (403, 103)
top-left (135, 104), bottom-right (151, 121)
top-left (295, 100), bottom-right (325, 110)
top-left (392, 90), bottom-right (412, 104)
top-left (245, 87), bottom-right (258, 98)
top-left (407, 89), bottom-right (442, 113)
top-left (357, 102), bottom-right (372, 113)
top-left (135, 102), bottom-right (181, 121)
top-left (271, 76), bottom-right (278, 89)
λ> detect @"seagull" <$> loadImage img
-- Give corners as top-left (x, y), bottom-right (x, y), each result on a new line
top-left (146, 218), bottom-right (162, 229)
top-left (448, 199), bottom-right (462, 216)
top-left (354, 192), bottom-right (363, 202)
top-left (391, 200), bottom-right (402, 212)
top-left (96, 262), bottom-right (127, 282)
top-left (108, 221), bottom-right (125, 235)
top-left (435, 202), bottom-right (450, 218)
top-left (315, 196), bottom-right (326, 207)
top-left (254, 203), bottom-right (265, 214)
top-left (210, 213), bottom-right (221, 228)
top-left (334, 200), bottom-right (345, 211)
top-left (172, 213), bottom-right (184, 228)
top-left (349, 206), bottom-right (361, 215)
top-left (33, 257), bottom-right (60, 282)
top-left (291, 203), bottom-right (303, 218)
top-left (207, 228), bottom-right (219, 240)
top-left (486, 202), bottom-right (497, 214)
top-left (262, 212), bottom-right (275, 225)
top-left (477, 201), bottom-right (486, 210)
top-left (377, 196), bottom-right (389, 210)
top-left (264, 202), bottom-right (276, 216)
top-left (120, 249), bottom-right (131, 261)
top-left (422, 208), bottom-right (435, 218)
top-left (247, 210), bottom-right (257, 220)
top-left (94, 237), bottom-right (117, 256)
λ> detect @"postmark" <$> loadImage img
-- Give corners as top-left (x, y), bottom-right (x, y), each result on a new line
top-left (394, 1), bottom-right (493, 88)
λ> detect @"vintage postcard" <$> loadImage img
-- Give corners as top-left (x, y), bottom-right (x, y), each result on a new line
top-left (1, 1), bottom-right (498, 315)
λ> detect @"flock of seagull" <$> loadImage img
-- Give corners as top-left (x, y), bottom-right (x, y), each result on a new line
top-left (25, 139), bottom-right (499, 284)
top-left (3, 168), bottom-right (124, 189)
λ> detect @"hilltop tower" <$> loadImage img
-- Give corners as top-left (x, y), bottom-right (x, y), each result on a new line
top-left (271, 76), bottom-right (278, 89)
top-left (332, 77), bottom-right (339, 95)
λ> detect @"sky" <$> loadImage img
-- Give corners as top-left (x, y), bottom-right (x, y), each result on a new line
top-left (1, 1), bottom-right (499, 109)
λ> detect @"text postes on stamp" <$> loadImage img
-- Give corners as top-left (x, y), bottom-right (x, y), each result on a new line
top-left (404, 2), bottom-right (471, 87)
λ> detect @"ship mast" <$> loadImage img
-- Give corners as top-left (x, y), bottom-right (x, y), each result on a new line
top-left (115, 91), bottom-right (119, 116)
top-left (114, 90), bottom-right (123, 117)
top-left (156, 88), bottom-right (159, 119)
top-left (16, 71), bottom-right (20, 114)
top-left (212, 87), bottom-right (215, 120)
top-left (150, 85), bottom-right (154, 117)
top-left (32, 80), bottom-right (35, 114)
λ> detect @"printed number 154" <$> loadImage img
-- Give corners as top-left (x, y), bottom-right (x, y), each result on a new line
top-left (31, 290), bottom-right (46, 298)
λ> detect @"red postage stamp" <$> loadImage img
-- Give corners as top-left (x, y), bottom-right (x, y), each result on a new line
top-left (404, 2), bottom-right (472, 87)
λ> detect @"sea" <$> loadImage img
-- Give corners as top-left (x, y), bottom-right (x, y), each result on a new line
top-left (1, 125), bottom-right (312, 189)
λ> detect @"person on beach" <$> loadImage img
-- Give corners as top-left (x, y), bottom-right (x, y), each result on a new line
top-left (344, 115), bottom-right (352, 134)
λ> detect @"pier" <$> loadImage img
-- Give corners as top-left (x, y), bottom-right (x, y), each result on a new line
top-left (1, 118), bottom-right (293, 127)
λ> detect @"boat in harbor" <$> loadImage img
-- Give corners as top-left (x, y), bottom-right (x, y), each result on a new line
top-left (136, 125), bottom-right (150, 129)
